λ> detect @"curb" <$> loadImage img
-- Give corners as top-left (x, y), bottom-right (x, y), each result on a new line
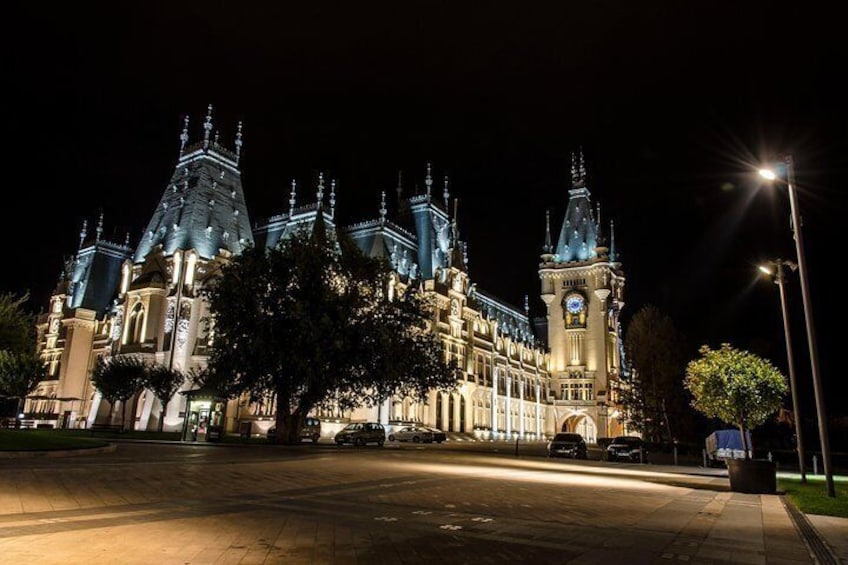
top-left (0, 444), bottom-right (117, 458)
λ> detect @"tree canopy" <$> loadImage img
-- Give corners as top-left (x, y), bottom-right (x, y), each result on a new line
top-left (620, 305), bottom-right (688, 444)
top-left (0, 292), bottom-right (35, 355)
top-left (90, 355), bottom-right (147, 430)
top-left (204, 222), bottom-right (457, 444)
top-left (684, 343), bottom-right (787, 458)
top-left (0, 350), bottom-right (48, 423)
top-left (144, 364), bottom-right (186, 432)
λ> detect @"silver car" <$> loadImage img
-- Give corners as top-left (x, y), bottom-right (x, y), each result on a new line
top-left (388, 426), bottom-right (433, 443)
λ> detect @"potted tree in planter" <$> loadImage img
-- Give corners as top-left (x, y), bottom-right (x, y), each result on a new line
top-left (685, 344), bottom-right (788, 494)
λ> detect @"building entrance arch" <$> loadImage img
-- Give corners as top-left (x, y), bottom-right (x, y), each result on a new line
top-left (561, 414), bottom-right (597, 444)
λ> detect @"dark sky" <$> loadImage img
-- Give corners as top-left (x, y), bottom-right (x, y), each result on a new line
top-left (4, 3), bottom-right (846, 415)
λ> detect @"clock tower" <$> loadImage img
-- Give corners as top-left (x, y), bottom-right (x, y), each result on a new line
top-left (539, 150), bottom-right (626, 442)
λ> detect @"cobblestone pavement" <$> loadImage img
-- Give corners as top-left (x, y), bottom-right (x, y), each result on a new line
top-left (0, 443), bottom-right (822, 564)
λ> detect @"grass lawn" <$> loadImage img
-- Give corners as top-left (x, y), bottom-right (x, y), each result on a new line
top-left (779, 474), bottom-right (848, 518)
top-left (0, 430), bottom-right (109, 451)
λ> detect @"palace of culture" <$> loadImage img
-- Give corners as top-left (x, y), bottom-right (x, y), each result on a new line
top-left (28, 106), bottom-right (628, 443)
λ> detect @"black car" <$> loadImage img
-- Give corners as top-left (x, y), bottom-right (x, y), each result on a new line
top-left (421, 426), bottom-right (446, 443)
top-left (606, 436), bottom-right (647, 462)
top-left (334, 422), bottom-right (386, 447)
top-left (547, 432), bottom-right (588, 459)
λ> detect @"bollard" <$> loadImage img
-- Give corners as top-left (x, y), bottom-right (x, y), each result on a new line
top-left (703, 448), bottom-right (708, 468)
top-left (515, 435), bottom-right (519, 456)
top-left (813, 454), bottom-right (818, 475)
top-left (673, 445), bottom-right (678, 466)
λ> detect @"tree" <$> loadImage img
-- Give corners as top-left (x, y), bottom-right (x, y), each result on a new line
top-left (620, 305), bottom-right (687, 444)
top-left (0, 350), bottom-right (48, 427)
top-left (205, 223), bottom-right (457, 444)
top-left (90, 355), bottom-right (147, 431)
top-left (0, 292), bottom-right (35, 354)
top-left (143, 364), bottom-right (186, 432)
top-left (684, 343), bottom-right (787, 459)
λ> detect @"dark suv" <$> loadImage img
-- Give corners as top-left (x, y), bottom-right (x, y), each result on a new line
top-left (547, 432), bottom-right (588, 459)
top-left (606, 436), bottom-right (647, 462)
top-left (334, 422), bottom-right (386, 447)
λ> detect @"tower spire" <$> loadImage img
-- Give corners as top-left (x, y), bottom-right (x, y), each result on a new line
top-left (203, 104), bottom-right (213, 149)
top-left (544, 209), bottom-right (552, 253)
top-left (316, 172), bottom-right (325, 208)
top-left (96, 210), bottom-right (104, 242)
top-left (396, 170), bottom-right (403, 206)
top-left (443, 175), bottom-right (450, 211)
top-left (330, 179), bottom-right (336, 216)
top-left (235, 121), bottom-right (243, 164)
top-left (179, 115), bottom-right (189, 157)
top-left (425, 162), bottom-right (433, 198)
top-left (78, 219), bottom-right (87, 249)
top-left (571, 147), bottom-right (587, 188)
top-left (289, 179), bottom-right (297, 215)
top-left (379, 191), bottom-right (387, 222)
top-left (609, 220), bottom-right (617, 262)
top-left (524, 294), bottom-right (529, 316)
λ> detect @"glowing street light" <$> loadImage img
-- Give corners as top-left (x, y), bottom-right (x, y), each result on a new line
top-left (759, 155), bottom-right (834, 497)
top-left (759, 260), bottom-right (805, 483)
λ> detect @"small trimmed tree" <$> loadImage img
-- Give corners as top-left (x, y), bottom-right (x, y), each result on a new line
top-left (684, 344), bottom-right (787, 459)
top-left (143, 364), bottom-right (186, 432)
top-left (0, 350), bottom-right (48, 426)
top-left (90, 355), bottom-right (147, 431)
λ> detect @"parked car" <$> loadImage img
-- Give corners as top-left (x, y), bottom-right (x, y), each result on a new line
top-left (421, 426), bottom-right (446, 443)
top-left (388, 426), bottom-right (433, 443)
top-left (267, 416), bottom-right (322, 444)
top-left (606, 436), bottom-right (647, 462)
top-left (334, 422), bottom-right (386, 447)
top-left (547, 432), bottom-right (588, 459)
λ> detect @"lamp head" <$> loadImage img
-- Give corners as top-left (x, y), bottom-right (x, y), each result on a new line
top-left (758, 168), bottom-right (777, 181)
top-left (758, 265), bottom-right (773, 275)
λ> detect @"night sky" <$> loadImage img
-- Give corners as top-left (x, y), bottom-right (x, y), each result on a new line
top-left (5, 4), bottom-right (846, 416)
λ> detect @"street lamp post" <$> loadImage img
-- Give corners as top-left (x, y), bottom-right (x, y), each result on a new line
top-left (759, 259), bottom-right (805, 482)
top-left (759, 155), bottom-right (835, 497)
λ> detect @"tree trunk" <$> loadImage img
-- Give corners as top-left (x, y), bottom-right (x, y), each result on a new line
top-left (738, 423), bottom-right (750, 460)
top-left (158, 399), bottom-right (169, 432)
top-left (15, 397), bottom-right (24, 428)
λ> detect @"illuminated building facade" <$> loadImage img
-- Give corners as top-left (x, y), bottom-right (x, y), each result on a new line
top-left (31, 108), bottom-right (625, 442)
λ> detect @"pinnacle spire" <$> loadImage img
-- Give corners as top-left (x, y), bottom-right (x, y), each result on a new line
top-left (443, 175), bottom-right (450, 210)
top-left (78, 219), bottom-right (87, 249)
top-left (96, 210), bottom-right (104, 242)
top-left (289, 179), bottom-right (297, 215)
top-left (425, 163), bottom-right (432, 197)
top-left (203, 104), bottom-right (213, 149)
top-left (179, 115), bottom-right (189, 157)
top-left (609, 220), bottom-right (616, 262)
top-left (544, 209), bottom-right (552, 253)
top-left (571, 147), bottom-right (587, 188)
top-left (379, 191), bottom-right (387, 222)
top-left (124, 232), bottom-right (130, 247)
top-left (235, 121), bottom-right (243, 164)
top-left (330, 179), bottom-right (336, 215)
top-left (316, 172), bottom-right (325, 208)
top-left (396, 170), bottom-right (403, 206)
top-left (524, 295), bottom-right (529, 316)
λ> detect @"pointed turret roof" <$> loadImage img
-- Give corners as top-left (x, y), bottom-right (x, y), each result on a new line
top-left (554, 149), bottom-right (599, 263)
top-left (134, 106), bottom-right (254, 263)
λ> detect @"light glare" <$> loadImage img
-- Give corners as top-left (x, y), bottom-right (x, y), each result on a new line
top-left (758, 168), bottom-right (777, 181)
top-left (758, 265), bottom-right (772, 275)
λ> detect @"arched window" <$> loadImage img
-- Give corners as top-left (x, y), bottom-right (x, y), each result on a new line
top-left (125, 303), bottom-right (144, 344)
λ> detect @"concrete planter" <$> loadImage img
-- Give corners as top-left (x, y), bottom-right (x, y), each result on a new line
top-left (727, 459), bottom-right (776, 494)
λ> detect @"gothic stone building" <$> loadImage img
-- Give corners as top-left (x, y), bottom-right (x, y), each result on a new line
top-left (30, 107), bottom-right (627, 443)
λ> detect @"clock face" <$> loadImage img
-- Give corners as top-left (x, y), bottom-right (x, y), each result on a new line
top-left (565, 294), bottom-right (584, 314)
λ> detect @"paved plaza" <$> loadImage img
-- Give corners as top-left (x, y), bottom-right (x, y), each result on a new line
top-left (0, 441), bottom-right (843, 564)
